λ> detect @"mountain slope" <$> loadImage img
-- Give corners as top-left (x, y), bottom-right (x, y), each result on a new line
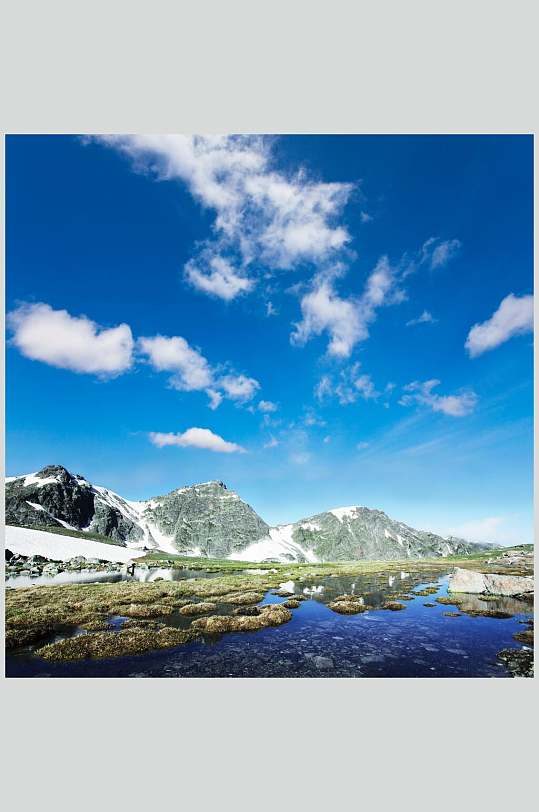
top-left (5, 464), bottom-right (494, 562)
top-left (235, 506), bottom-right (486, 563)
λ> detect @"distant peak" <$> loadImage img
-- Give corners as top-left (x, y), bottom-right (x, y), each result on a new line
top-left (37, 464), bottom-right (71, 478)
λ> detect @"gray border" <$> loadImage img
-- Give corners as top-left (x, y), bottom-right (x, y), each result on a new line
top-left (1, 1), bottom-right (537, 806)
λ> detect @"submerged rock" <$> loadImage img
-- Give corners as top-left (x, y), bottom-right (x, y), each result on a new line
top-left (497, 648), bottom-right (534, 677)
top-left (448, 567), bottom-right (534, 597)
top-left (381, 602), bottom-right (406, 611)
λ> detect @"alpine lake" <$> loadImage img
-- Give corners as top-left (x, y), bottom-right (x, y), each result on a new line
top-left (5, 550), bottom-right (534, 678)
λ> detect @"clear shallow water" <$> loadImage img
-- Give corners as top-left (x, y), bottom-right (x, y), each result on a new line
top-left (5, 573), bottom-right (532, 678)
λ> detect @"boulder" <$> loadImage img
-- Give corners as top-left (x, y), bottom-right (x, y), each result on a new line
top-left (448, 567), bottom-right (534, 597)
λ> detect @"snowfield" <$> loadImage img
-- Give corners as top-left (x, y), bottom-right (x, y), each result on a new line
top-left (229, 525), bottom-right (319, 563)
top-left (5, 526), bottom-right (146, 563)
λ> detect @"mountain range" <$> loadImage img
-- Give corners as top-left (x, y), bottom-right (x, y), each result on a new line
top-left (4, 464), bottom-right (495, 562)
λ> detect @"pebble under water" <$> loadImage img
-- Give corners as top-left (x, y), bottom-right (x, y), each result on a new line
top-left (5, 572), bottom-right (533, 678)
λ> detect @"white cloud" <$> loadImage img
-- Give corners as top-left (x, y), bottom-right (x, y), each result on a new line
top-left (206, 389), bottom-right (223, 410)
top-left (219, 374), bottom-right (260, 401)
top-left (323, 435), bottom-right (331, 444)
top-left (266, 301), bottom-right (278, 317)
top-left (290, 272), bottom-right (364, 358)
top-left (138, 335), bottom-right (212, 391)
top-left (149, 427), bottom-right (245, 453)
top-left (356, 441), bottom-right (370, 450)
top-left (95, 135), bottom-right (353, 298)
top-left (406, 310), bottom-right (437, 327)
top-left (291, 256), bottom-right (403, 358)
top-left (399, 379), bottom-right (477, 417)
top-left (263, 436), bottom-right (280, 449)
top-left (7, 302), bottom-right (134, 376)
top-left (360, 211), bottom-right (372, 223)
top-left (465, 293), bottom-right (533, 358)
top-left (185, 255), bottom-right (254, 301)
top-left (258, 400), bottom-right (278, 412)
top-left (138, 334), bottom-right (260, 407)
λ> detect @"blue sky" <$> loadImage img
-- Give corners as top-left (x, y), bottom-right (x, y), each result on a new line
top-left (6, 135), bottom-right (533, 544)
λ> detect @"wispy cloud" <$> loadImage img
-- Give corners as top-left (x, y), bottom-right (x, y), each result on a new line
top-left (316, 363), bottom-right (384, 406)
top-left (399, 379), bottom-right (477, 417)
top-left (406, 310), bottom-right (437, 327)
top-left (419, 237), bottom-right (461, 270)
top-left (139, 334), bottom-right (259, 408)
top-left (465, 293), bottom-right (533, 357)
top-left (149, 427), bottom-right (245, 453)
top-left (258, 400), bottom-right (278, 413)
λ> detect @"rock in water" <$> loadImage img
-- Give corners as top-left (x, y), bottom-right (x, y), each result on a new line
top-left (448, 567), bottom-right (534, 596)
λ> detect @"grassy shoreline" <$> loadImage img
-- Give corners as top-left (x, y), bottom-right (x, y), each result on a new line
top-left (5, 546), bottom-right (533, 662)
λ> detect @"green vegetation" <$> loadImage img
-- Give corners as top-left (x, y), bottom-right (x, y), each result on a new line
top-left (191, 603), bottom-right (292, 634)
top-left (436, 596), bottom-right (465, 606)
top-left (385, 593), bottom-right (414, 600)
top-left (328, 599), bottom-right (370, 614)
top-left (179, 602), bottom-right (218, 616)
top-left (37, 626), bottom-right (199, 661)
top-left (463, 608), bottom-right (514, 619)
top-left (513, 629), bottom-right (534, 646)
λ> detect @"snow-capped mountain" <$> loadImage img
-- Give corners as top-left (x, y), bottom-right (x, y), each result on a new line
top-left (5, 465), bottom-right (269, 557)
top-left (236, 507), bottom-right (482, 562)
top-left (4, 464), bottom-right (493, 562)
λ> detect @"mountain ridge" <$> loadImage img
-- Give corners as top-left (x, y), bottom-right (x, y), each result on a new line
top-left (5, 464), bottom-right (497, 562)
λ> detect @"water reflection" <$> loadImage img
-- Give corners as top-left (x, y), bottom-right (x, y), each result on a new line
top-left (6, 565), bottom-right (229, 589)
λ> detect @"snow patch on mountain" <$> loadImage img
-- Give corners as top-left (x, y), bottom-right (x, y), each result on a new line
top-left (330, 506), bottom-right (361, 522)
top-left (5, 525), bottom-right (145, 564)
top-left (230, 524), bottom-right (319, 563)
